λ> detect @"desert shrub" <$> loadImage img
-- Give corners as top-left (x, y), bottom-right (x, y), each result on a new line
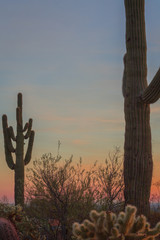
top-left (25, 154), bottom-right (97, 240)
top-left (25, 148), bottom-right (124, 239)
top-left (95, 147), bottom-right (124, 212)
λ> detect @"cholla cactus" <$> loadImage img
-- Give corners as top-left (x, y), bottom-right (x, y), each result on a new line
top-left (72, 205), bottom-right (160, 240)
top-left (0, 203), bottom-right (23, 222)
top-left (0, 202), bottom-right (45, 240)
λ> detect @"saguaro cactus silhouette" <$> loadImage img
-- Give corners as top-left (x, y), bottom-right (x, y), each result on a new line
top-left (123, 0), bottom-right (160, 216)
top-left (2, 93), bottom-right (35, 207)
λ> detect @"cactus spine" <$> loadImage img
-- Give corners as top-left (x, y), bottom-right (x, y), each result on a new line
top-left (73, 205), bottom-right (160, 240)
top-left (0, 218), bottom-right (19, 240)
top-left (2, 93), bottom-right (35, 207)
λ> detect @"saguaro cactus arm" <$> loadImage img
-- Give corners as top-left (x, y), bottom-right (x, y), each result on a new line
top-left (6, 128), bottom-right (15, 153)
top-left (8, 126), bottom-right (16, 141)
top-left (24, 118), bottom-right (33, 139)
top-left (2, 115), bottom-right (15, 170)
top-left (23, 122), bottom-right (29, 132)
top-left (139, 68), bottom-right (160, 104)
top-left (24, 130), bottom-right (35, 165)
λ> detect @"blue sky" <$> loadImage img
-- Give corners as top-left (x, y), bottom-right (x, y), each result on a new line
top-left (0, 1), bottom-right (160, 200)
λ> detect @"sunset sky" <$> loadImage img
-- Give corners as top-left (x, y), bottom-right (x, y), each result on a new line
top-left (0, 1), bottom-right (160, 202)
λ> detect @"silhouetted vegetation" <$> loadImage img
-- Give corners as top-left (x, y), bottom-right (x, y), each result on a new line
top-left (23, 149), bottom-right (124, 239)
top-left (2, 93), bottom-right (35, 207)
top-left (123, 0), bottom-right (160, 217)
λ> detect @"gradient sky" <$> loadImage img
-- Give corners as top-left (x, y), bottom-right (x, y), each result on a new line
top-left (0, 0), bottom-right (160, 202)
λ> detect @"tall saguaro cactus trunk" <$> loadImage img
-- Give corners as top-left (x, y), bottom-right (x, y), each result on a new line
top-left (123, 0), bottom-right (160, 217)
top-left (2, 93), bottom-right (35, 207)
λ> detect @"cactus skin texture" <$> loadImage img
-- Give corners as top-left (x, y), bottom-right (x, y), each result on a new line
top-left (0, 218), bottom-right (19, 240)
top-left (72, 205), bottom-right (160, 240)
top-left (2, 93), bottom-right (35, 207)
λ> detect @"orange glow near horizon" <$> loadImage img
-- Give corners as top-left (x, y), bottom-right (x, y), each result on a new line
top-left (0, 156), bottom-right (160, 204)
